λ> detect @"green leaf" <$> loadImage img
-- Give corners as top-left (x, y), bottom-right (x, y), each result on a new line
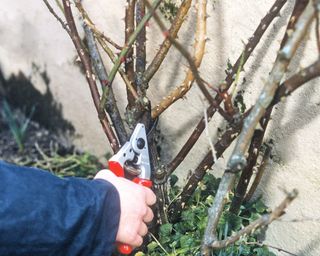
top-left (179, 234), bottom-right (195, 248)
top-left (254, 200), bottom-right (267, 214)
top-left (147, 241), bottom-right (159, 252)
top-left (160, 223), bottom-right (173, 237)
top-left (169, 174), bottom-right (179, 187)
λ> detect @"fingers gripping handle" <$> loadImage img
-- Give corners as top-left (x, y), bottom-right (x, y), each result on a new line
top-left (109, 163), bottom-right (153, 255)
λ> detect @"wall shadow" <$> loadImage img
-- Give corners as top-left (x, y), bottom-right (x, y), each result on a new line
top-left (0, 66), bottom-right (74, 135)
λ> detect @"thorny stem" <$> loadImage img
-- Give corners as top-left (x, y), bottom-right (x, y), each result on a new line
top-left (99, 0), bottom-right (162, 115)
top-left (43, 0), bottom-right (70, 35)
top-left (244, 146), bottom-right (271, 203)
top-left (143, 0), bottom-right (192, 86)
top-left (145, 1), bottom-right (230, 121)
top-left (135, 0), bottom-right (147, 92)
top-left (280, 0), bottom-right (309, 49)
top-left (61, 0), bottom-right (120, 152)
top-left (228, 1), bottom-right (316, 174)
top-left (151, 0), bottom-right (207, 119)
top-left (125, 0), bottom-right (137, 107)
top-left (168, 121), bottom-right (245, 222)
top-left (170, 54), bottom-right (320, 217)
top-left (167, 0), bottom-right (288, 175)
top-left (97, 38), bottom-right (139, 99)
top-left (74, 0), bottom-right (139, 100)
top-left (209, 190), bottom-right (298, 249)
top-left (245, 242), bottom-right (298, 256)
top-left (229, 132), bottom-right (272, 215)
top-left (202, 4), bottom-right (317, 255)
top-left (74, 1), bottom-right (122, 50)
top-left (230, 0), bottom-right (309, 214)
top-left (84, 25), bottom-right (128, 145)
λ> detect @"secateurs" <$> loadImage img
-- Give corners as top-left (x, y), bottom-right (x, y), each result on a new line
top-left (108, 123), bottom-right (153, 254)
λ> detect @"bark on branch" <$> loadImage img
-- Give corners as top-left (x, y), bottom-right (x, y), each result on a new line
top-left (210, 189), bottom-right (298, 249)
top-left (61, 0), bottom-right (120, 152)
top-left (201, 4), bottom-right (317, 255)
top-left (151, 0), bottom-right (207, 118)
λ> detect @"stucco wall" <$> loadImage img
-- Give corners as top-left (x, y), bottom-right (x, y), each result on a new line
top-left (1, 0), bottom-right (320, 255)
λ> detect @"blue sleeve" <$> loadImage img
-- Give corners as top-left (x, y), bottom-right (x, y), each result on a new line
top-left (0, 160), bottom-right (120, 256)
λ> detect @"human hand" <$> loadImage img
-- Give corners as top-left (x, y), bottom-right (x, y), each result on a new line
top-left (94, 170), bottom-right (156, 248)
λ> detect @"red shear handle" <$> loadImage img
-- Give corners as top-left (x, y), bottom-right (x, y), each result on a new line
top-left (116, 178), bottom-right (153, 255)
top-left (109, 161), bottom-right (125, 177)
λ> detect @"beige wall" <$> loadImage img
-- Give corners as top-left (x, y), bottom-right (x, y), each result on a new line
top-left (1, 0), bottom-right (320, 255)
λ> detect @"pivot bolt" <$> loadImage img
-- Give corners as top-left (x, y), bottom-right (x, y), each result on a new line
top-left (137, 138), bottom-right (145, 149)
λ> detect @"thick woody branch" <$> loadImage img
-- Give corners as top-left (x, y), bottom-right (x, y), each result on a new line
top-left (280, 0), bottom-right (309, 49)
top-left (151, 0), bottom-right (207, 118)
top-left (202, 5), bottom-right (316, 255)
top-left (135, 0), bottom-right (147, 92)
top-left (125, 0), bottom-right (137, 106)
top-left (209, 189), bottom-right (298, 249)
top-left (99, 0), bottom-right (162, 115)
top-left (230, 0), bottom-right (309, 213)
top-left (61, 0), bottom-right (120, 152)
top-left (229, 129), bottom-right (268, 215)
top-left (84, 25), bottom-right (128, 145)
top-left (228, 2), bottom-right (316, 173)
top-left (169, 57), bottom-right (320, 222)
top-left (244, 145), bottom-right (271, 203)
top-left (143, 0), bottom-right (192, 85)
top-left (167, 0), bottom-right (288, 174)
top-left (168, 122), bottom-right (244, 222)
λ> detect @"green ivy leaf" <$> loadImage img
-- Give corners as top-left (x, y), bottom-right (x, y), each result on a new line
top-left (254, 200), bottom-right (267, 214)
top-left (160, 223), bottom-right (173, 237)
top-left (147, 241), bottom-right (158, 252)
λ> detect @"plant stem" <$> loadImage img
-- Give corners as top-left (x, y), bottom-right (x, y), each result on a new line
top-left (143, 0), bottom-right (192, 86)
top-left (61, 0), bottom-right (120, 152)
top-left (167, 0), bottom-right (288, 175)
top-left (125, 0), bottom-right (137, 107)
top-left (99, 0), bottom-right (162, 115)
top-left (202, 4), bottom-right (316, 254)
top-left (84, 25), bottom-right (128, 145)
top-left (135, 0), bottom-right (147, 93)
top-left (209, 190), bottom-right (298, 249)
top-left (151, 0), bottom-right (207, 118)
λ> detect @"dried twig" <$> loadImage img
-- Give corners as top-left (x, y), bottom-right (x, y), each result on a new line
top-left (151, 0), bottom-right (207, 118)
top-left (313, 0), bottom-right (320, 52)
top-left (209, 190), bottom-right (298, 249)
top-left (280, 0), bottom-right (309, 49)
top-left (228, 1), bottom-right (316, 174)
top-left (97, 38), bottom-right (139, 99)
top-left (74, 1), bottom-right (138, 100)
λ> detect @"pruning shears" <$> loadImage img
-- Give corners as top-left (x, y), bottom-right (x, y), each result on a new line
top-left (108, 123), bottom-right (153, 254)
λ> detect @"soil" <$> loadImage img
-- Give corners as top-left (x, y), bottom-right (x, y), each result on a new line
top-left (0, 98), bottom-right (75, 164)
